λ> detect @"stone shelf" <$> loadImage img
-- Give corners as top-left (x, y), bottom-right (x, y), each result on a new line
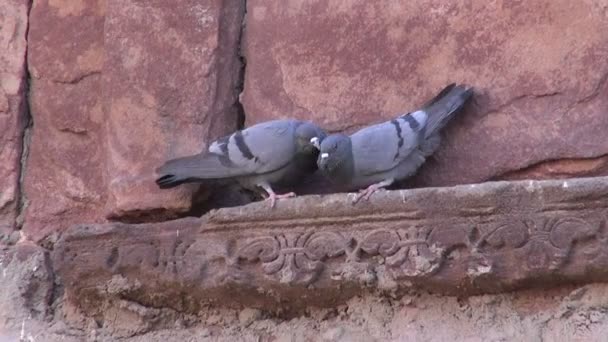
top-left (53, 176), bottom-right (608, 314)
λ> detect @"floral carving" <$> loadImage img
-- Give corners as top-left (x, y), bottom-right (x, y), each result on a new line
top-left (224, 216), bottom-right (602, 285)
top-left (355, 227), bottom-right (444, 278)
top-left (235, 231), bottom-right (347, 285)
top-left (56, 208), bottom-right (608, 310)
top-left (472, 217), bottom-right (599, 271)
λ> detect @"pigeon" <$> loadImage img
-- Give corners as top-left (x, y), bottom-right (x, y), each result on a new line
top-left (155, 119), bottom-right (327, 208)
top-left (312, 83), bottom-right (473, 203)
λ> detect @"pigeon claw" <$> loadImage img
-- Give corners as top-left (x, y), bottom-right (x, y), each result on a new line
top-left (352, 186), bottom-right (382, 204)
top-left (266, 192), bottom-right (297, 208)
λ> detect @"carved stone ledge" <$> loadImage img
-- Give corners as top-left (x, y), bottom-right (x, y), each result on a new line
top-left (53, 177), bottom-right (608, 313)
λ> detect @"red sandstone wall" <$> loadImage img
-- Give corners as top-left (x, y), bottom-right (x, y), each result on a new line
top-left (2, 2), bottom-right (608, 340)
top-left (1, 0), bottom-right (607, 242)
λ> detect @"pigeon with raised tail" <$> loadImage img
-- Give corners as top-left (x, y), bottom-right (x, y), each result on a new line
top-left (313, 83), bottom-right (474, 203)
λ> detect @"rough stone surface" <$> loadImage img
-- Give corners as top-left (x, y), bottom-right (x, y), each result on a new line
top-left (103, 0), bottom-right (244, 220)
top-left (23, 0), bottom-right (246, 240)
top-left (14, 282), bottom-right (608, 341)
top-left (0, 0), bottom-right (29, 235)
top-left (54, 176), bottom-right (608, 316)
top-left (24, 0), bottom-right (107, 242)
top-left (0, 244), bottom-right (54, 341)
top-left (238, 308), bottom-right (262, 327)
top-left (242, 0), bottom-right (608, 187)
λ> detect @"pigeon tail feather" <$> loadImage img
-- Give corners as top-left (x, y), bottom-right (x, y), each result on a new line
top-left (423, 84), bottom-right (473, 139)
top-left (155, 153), bottom-right (236, 189)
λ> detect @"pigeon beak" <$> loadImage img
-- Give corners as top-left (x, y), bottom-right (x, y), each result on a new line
top-left (320, 153), bottom-right (329, 159)
top-left (310, 137), bottom-right (320, 149)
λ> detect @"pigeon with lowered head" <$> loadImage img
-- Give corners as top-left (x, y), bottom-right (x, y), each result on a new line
top-left (155, 119), bottom-right (327, 208)
top-left (312, 83), bottom-right (473, 203)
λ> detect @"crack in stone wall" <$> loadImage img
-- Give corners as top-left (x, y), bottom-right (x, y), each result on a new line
top-left (14, 0), bottom-right (34, 232)
top-left (235, 0), bottom-right (247, 130)
top-left (494, 153), bottom-right (608, 181)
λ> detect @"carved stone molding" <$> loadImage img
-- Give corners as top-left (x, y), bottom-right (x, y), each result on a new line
top-left (53, 177), bottom-right (608, 313)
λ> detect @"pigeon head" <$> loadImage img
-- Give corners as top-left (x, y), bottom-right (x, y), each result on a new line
top-left (317, 133), bottom-right (351, 174)
top-left (296, 122), bottom-right (326, 155)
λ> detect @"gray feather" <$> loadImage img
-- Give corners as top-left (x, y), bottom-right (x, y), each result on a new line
top-left (155, 153), bottom-right (243, 188)
top-left (349, 114), bottom-right (424, 177)
top-left (317, 83), bottom-right (473, 191)
top-left (156, 119), bottom-right (326, 193)
top-left (421, 83), bottom-right (473, 139)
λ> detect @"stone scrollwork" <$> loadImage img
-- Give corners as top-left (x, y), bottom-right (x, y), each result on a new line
top-left (234, 231), bottom-right (347, 285)
top-left (472, 217), bottom-right (600, 271)
top-left (231, 226), bottom-right (446, 285)
top-left (355, 227), bottom-right (444, 278)
top-left (226, 215), bottom-right (603, 285)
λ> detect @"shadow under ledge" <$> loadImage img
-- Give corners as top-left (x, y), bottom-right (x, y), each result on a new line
top-left (53, 176), bottom-right (608, 315)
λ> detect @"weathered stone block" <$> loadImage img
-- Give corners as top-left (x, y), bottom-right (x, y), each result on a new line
top-left (103, 0), bottom-right (244, 219)
top-left (0, 244), bottom-right (54, 334)
top-left (25, 0), bottom-right (107, 242)
top-left (54, 176), bottom-right (608, 314)
top-left (0, 0), bottom-right (29, 234)
top-left (24, 0), bottom-right (246, 240)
